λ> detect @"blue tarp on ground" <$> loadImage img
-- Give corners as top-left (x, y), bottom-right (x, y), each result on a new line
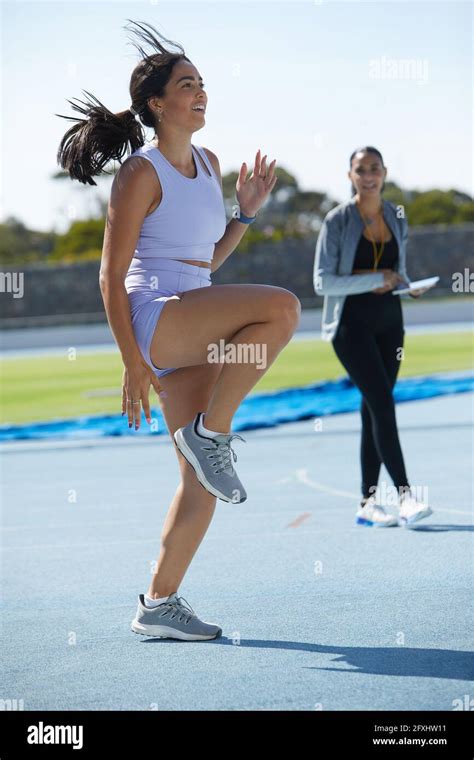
top-left (1, 372), bottom-right (473, 442)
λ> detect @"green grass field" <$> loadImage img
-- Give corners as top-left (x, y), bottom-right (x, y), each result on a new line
top-left (0, 332), bottom-right (472, 425)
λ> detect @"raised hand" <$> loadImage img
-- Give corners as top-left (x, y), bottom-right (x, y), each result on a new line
top-left (235, 149), bottom-right (278, 217)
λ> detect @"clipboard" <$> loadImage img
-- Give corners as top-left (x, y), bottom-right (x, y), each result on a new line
top-left (392, 276), bottom-right (440, 295)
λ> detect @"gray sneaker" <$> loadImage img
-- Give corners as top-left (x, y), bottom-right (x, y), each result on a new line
top-left (131, 592), bottom-right (222, 641)
top-left (173, 412), bottom-right (247, 503)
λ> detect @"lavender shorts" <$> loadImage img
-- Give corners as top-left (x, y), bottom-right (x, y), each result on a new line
top-left (125, 257), bottom-right (212, 378)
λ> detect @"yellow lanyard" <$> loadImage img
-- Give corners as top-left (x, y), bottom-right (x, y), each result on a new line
top-left (357, 203), bottom-right (386, 271)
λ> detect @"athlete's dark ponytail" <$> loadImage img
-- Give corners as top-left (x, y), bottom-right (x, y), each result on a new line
top-left (55, 19), bottom-right (190, 186)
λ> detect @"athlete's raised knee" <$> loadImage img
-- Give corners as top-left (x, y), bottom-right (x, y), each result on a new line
top-left (269, 289), bottom-right (301, 332)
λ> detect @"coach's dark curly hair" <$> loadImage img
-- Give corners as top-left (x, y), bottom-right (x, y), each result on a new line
top-left (55, 19), bottom-right (190, 185)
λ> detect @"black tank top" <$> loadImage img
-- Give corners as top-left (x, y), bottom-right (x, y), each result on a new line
top-left (351, 233), bottom-right (399, 271)
top-left (340, 229), bottom-right (402, 328)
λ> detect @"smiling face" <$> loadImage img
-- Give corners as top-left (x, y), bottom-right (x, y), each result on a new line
top-left (348, 150), bottom-right (387, 198)
top-left (147, 59), bottom-right (207, 132)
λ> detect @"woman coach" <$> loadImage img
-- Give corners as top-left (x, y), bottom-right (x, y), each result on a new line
top-left (313, 146), bottom-right (433, 528)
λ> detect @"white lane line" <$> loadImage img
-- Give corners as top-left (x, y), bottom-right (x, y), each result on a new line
top-left (0, 519), bottom-right (143, 532)
top-left (296, 468), bottom-right (359, 500)
top-left (1, 323), bottom-right (472, 358)
top-left (295, 468), bottom-right (473, 516)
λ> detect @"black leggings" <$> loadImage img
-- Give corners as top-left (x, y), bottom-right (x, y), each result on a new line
top-left (332, 293), bottom-right (410, 500)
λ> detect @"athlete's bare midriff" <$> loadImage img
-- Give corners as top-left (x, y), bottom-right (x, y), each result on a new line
top-left (176, 259), bottom-right (211, 268)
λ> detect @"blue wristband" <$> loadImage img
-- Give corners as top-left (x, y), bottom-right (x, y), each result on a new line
top-left (232, 203), bottom-right (257, 224)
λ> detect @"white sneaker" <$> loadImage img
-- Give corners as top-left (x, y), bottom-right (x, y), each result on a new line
top-left (398, 489), bottom-right (433, 527)
top-left (356, 496), bottom-right (398, 527)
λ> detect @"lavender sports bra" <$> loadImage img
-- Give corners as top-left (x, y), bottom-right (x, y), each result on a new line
top-left (129, 142), bottom-right (226, 264)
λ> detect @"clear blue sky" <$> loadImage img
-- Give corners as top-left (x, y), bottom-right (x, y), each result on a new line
top-left (2, 0), bottom-right (472, 233)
